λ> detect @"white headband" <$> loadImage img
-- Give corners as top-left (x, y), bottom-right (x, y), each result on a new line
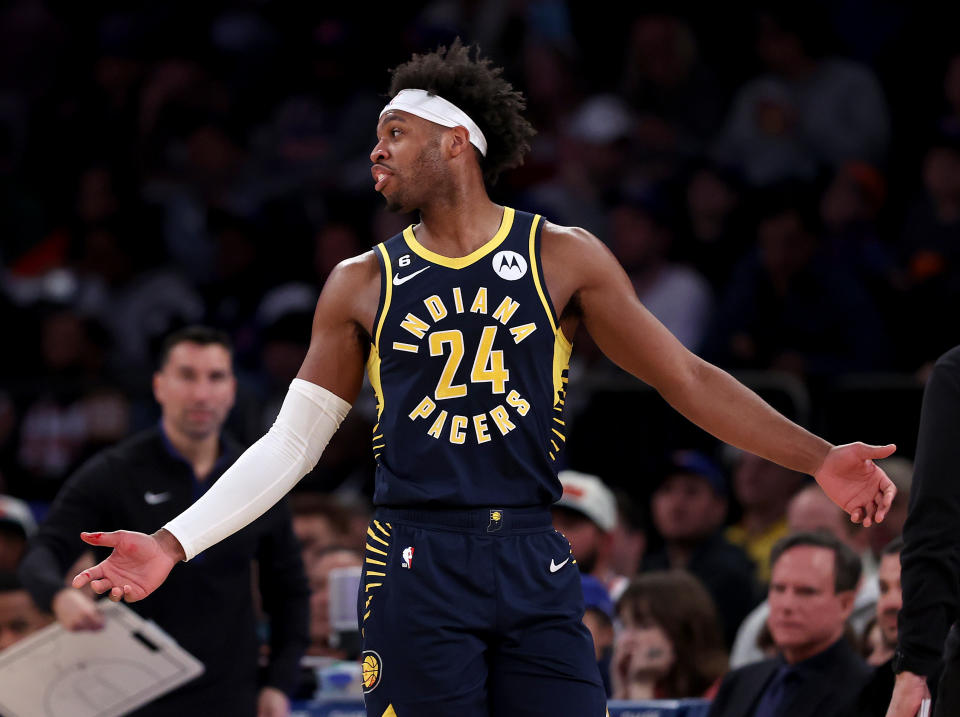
top-left (380, 89), bottom-right (488, 157)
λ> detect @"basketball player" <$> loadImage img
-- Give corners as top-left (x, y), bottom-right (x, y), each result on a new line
top-left (73, 42), bottom-right (896, 716)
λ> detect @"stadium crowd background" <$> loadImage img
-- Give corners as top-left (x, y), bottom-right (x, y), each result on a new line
top-left (1, 0), bottom-right (960, 710)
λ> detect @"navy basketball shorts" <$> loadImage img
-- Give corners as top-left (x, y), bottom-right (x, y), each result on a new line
top-left (357, 506), bottom-right (607, 717)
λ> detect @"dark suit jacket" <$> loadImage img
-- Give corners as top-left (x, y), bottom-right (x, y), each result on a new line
top-left (708, 639), bottom-right (871, 717)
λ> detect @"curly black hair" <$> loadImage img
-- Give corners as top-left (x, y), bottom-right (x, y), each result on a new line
top-left (388, 39), bottom-right (536, 186)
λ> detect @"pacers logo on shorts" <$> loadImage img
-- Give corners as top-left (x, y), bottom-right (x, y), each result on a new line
top-left (361, 650), bottom-right (383, 693)
top-left (488, 509), bottom-right (503, 532)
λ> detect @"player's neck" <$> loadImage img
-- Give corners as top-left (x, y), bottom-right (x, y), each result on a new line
top-left (415, 194), bottom-right (503, 258)
top-left (161, 418), bottom-right (221, 482)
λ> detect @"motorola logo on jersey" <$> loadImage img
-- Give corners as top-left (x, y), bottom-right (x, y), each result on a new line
top-left (492, 250), bottom-right (527, 280)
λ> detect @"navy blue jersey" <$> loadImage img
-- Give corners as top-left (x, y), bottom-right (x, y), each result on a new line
top-left (367, 207), bottom-right (571, 507)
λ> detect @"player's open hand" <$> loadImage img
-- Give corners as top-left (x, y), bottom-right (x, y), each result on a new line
top-left (813, 442), bottom-right (897, 527)
top-left (71, 529), bottom-right (183, 603)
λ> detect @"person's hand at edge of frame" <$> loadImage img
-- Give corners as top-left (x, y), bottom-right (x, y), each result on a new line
top-left (52, 587), bottom-right (105, 630)
top-left (885, 671), bottom-right (930, 717)
top-left (257, 686), bottom-right (291, 717)
top-left (813, 442), bottom-right (897, 527)
top-left (71, 529), bottom-right (185, 603)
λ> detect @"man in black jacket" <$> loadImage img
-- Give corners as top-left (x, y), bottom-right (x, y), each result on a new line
top-left (19, 326), bottom-right (310, 717)
top-left (887, 345), bottom-right (960, 717)
top-left (708, 531), bottom-right (871, 717)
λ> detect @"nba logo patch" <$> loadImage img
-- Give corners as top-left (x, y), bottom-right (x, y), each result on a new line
top-left (488, 509), bottom-right (503, 532)
top-left (401, 546), bottom-right (414, 569)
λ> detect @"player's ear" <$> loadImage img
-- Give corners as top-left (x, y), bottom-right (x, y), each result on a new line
top-left (446, 126), bottom-right (471, 158)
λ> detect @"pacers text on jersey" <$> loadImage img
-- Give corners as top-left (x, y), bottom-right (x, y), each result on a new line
top-left (396, 286), bottom-right (537, 445)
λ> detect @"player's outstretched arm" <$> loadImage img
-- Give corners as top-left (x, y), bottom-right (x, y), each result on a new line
top-left (550, 225), bottom-right (895, 525)
top-left (73, 254), bottom-right (379, 602)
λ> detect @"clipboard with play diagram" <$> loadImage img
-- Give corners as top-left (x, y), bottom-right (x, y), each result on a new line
top-left (0, 601), bottom-right (204, 717)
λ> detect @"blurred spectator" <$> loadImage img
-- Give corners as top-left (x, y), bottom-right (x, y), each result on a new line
top-left (252, 283), bottom-right (316, 417)
top-left (525, 94), bottom-right (635, 238)
top-left (875, 538), bottom-right (903, 667)
top-left (853, 538), bottom-right (903, 716)
top-left (899, 134), bottom-right (960, 370)
top-left (713, 7), bottom-right (890, 186)
top-left (866, 458), bottom-right (912, 562)
top-left (103, 268), bottom-right (206, 375)
top-left (518, 39), bottom-right (584, 145)
top-left (612, 570), bottom-right (728, 700)
top-left (289, 492), bottom-right (353, 570)
top-left (144, 108), bottom-right (280, 290)
top-left (312, 219), bottom-right (367, 286)
top-left (305, 546), bottom-right (362, 659)
top-left (730, 483), bottom-right (878, 668)
top-left (553, 470), bottom-right (629, 601)
top-left (0, 571), bottom-right (52, 651)
top-left (861, 616), bottom-right (887, 667)
top-left (10, 163), bottom-right (140, 281)
top-left (138, 58), bottom-right (231, 178)
top-left (704, 191), bottom-right (891, 377)
top-left (819, 161), bottom-right (901, 313)
top-left (201, 211), bottom-right (271, 341)
top-left (18, 326), bottom-right (308, 717)
top-left (580, 573), bottom-right (615, 697)
top-left (509, 40), bottom-right (584, 195)
top-left (787, 484), bottom-right (877, 584)
top-left (0, 495), bottom-right (36, 571)
top-left (0, 392), bottom-right (15, 490)
top-left (254, 18), bottom-right (384, 194)
top-left (641, 450), bottom-right (760, 646)
top-left (333, 492), bottom-right (373, 556)
top-left (608, 488), bottom-right (646, 584)
top-left (724, 451), bottom-right (807, 584)
top-left (10, 307), bottom-right (130, 500)
top-left (620, 14), bottom-right (726, 158)
top-left (674, 162), bottom-right (751, 293)
top-left (708, 531), bottom-right (870, 717)
top-left (938, 51), bottom-right (960, 139)
top-left (0, 1), bottom-right (65, 103)
top-left (608, 195), bottom-right (713, 352)
top-left (80, 13), bottom-right (147, 150)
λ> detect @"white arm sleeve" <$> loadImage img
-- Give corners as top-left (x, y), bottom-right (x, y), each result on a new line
top-left (164, 378), bottom-right (351, 560)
